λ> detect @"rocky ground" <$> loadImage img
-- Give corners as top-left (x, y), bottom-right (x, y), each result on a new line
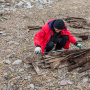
top-left (0, 0), bottom-right (90, 90)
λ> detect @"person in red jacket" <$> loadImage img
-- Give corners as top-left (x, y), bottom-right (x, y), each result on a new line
top-left (34, 19), bottom-right (82, 54)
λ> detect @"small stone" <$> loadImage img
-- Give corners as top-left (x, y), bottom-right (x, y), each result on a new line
top-left (24, 76), bottom-right (28, 80)
top-left (48, 79), bottom-right (51, 82)
top-left (67, 80), bottom-right (73, 85)
top-left (0, 31), bottom-right (4, 34)
top-left (87, 79), bottom-right (90, 83)
top-left (30, 84), bottom-right (34, 89)
top-left (21, 74), bottom-right (25, 77)
top-left (3, 72), bottom-right (8, 76)
top-left (24, 2), bottom-right (33, 9)
top-left (9, 67), bottom-right (14, 72)
top-left (27, 76), bottom-right (31, 79)
top-left (83, 78), bottom-right (88, 83)
top-left (12, 60), bottom-right (22, 65)
top-left (3, 60), bottom-right (11, 64)
top-left (19, 69), bottom-right (24, 72)
top-left (60, 80), bottom-right (68, 86)
top-left (24, 63), bottom-right (32, 68)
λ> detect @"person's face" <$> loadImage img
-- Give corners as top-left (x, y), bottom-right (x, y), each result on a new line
top-left (54, 27), bottom-right (62, 33)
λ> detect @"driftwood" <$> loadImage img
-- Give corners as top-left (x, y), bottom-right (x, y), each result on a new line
top-left (50, 57), bottom-right (64, 69)
top-left (68, 57), bottom-right (90, 72)
top-left (72, 32), bottom-right (90, 40)
top-left (78, 65), bottom-right (90, 73)
top-left (49, 49), bottom-right (90, 72)
top-left (27, 26), bottom-right (42, 30)
top-left (64, 17), bottom-right (90, 29)
top-left (24, 48), bottom-right (90, 74)
top-left (25, 56), bottom-right (41, 75)
top-left (78, 61), bottom-right (90, 73)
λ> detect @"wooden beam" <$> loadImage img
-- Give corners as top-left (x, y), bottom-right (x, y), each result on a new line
top-left (50, 57), bottom-right (65, 69)
top-left (32, 61), bottom-right (41, 75)
top-left (78, 62), bottom-right (90, 73)
top-left (25, 56), bottom-right (41, 75)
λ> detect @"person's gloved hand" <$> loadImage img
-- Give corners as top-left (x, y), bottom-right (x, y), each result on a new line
top-left (34, 47), bottom-right (41, 54)
top-left (76, 44), bottom-right (82, 49)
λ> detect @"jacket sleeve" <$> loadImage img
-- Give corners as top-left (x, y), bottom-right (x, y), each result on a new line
top-left (34, 29), bottom-right (46, 46)
top-left (67, 30), bottom-right (77, 44)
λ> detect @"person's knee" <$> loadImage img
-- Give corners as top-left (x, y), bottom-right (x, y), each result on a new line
top-left (49, 41), bottom-right (54, 48)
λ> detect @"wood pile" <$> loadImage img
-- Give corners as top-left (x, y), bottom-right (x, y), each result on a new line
top-left (64, 17), bottom-right (90, 29)
top-left (72, 32), bottom-right (90, 40)
top-left (24, 49), bottom-right (90, 75)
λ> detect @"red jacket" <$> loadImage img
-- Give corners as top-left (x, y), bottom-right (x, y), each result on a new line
top-left (34, 19), bottom-right (76, 54)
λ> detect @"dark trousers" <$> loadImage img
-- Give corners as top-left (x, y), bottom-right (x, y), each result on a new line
top-left (45, 35), bottom-right (69, 53)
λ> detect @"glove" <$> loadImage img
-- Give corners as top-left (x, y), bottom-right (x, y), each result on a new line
top-left (34, 47), bottom-right (41, 54)
top-left (76, 44), bottom-right (82, 49)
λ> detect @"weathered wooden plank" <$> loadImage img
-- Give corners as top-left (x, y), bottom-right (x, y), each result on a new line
top-left (32, 61), bottom-right (41, 75)
top-left (50, 57), bottom-right (65, 69)
top-left (58, 62), bottom-right (68, 69)
top-left (68, 58), bottom-right (90, 72)
top-left (24, 57), bottom-right (33, 64)
top-left (27, 26), bottom-right (42, 30)
top-left (78, 64), bottom-right (90, 73)
top-left (25, 56), bottom-right (41, 75)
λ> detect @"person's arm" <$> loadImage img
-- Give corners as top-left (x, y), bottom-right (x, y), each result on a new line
top-left (34, 29), bottom-right (46, 54)
top-left (67, 31), bottom-right (82, 49)
top-left (34, 29), bottom-right (45, 46)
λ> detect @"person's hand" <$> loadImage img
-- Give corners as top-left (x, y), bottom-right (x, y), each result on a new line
top-left (76, 44), bottom-right (82, 49)
top-left (34, 47), bottom-right (41, 54)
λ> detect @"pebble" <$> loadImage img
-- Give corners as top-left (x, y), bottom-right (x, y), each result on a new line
top-left (24, 63), bottom-right (32, 68)
top-left (24, 2), bottom-right (33, 9)
top-left (3, 72), bottom-right (8, 76)
top-left (0, 31), bottom-right (4, 34)
top-left (83, 78), bottom-right (88, 83)
top-left (8, 67), bottom-right (14, 72)
top-left (3, 60), bottom-right (11, 64)
top-left (27, 76), bottom-right (31, 79)
top-left (19, 69), bottom-right (24, 72)
top-left (60, 80), bottom-right (68, 86)
top-left (48, 79), bottom-right (51, 82)
top-left (12, 60), bottom-right (22, 65)
top-left (30, 84), bottom-right (34, 89)
top-left (67, 80), bottom-right (73, 85)
top-left (21, 74), bottom-right (25, 77)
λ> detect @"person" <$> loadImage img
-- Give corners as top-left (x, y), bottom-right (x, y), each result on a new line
top-left (34, 19), bottom-right (82, 54)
